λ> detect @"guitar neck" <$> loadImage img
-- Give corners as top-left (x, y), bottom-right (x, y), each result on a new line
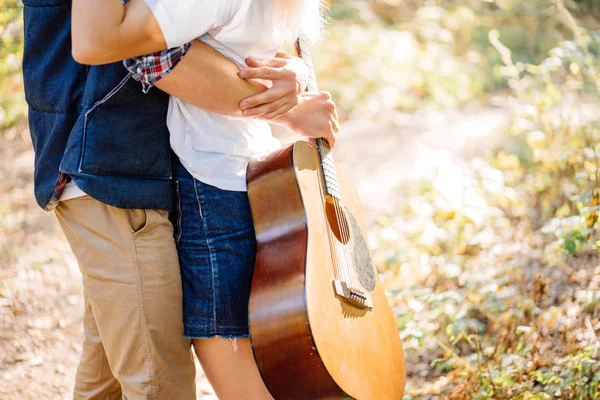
top-left (295, 36), bottom-right (341, 199)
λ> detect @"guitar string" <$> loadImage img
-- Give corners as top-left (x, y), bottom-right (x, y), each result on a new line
top-left (325, 217), bottom-right (340, 279)
top-left (318, 144), bottom-right (345, 282)
top-left (323, 144), bottom-right (352, 285)
top-left (322, 146), bottom-right (350, 284)
top-left (327, 196), bottom-right (346, 283)
top-left (330, 177), bottom-right (355, 286)
top-left (334, 197), bottom-right (356, 287)
top-left (323, 155), bottom-right (346, 283)
top-left (338, 197), bottom-right (355, 286)
top-left (321, 126), bottom-right (354, 286)
top-left (299, 38), bottom-right (369, 301)
top-left (329, 225), bottom-right (344, 282)
top-left (303, 54), bottom-right (347, 283)
top-left (299, 39), bottom-right (354, 286)
top-left (330, 187), bottom-right (352, 285)
top-left (323, 141), bottom-right (355, 287)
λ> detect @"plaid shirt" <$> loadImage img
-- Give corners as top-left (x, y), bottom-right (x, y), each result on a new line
top-left (124, 42), bottom-right (193, 93)
top-left (47, 43), bottom-right (193, 211)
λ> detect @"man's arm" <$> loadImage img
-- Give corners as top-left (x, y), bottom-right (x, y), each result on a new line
top-left (72, 0), bottom-right (167, 64)
top-left (139, 40), bottom-right (306, 119)
top-left (72, 0), bottom-right (238, 65)
top-left (73, 0), bottom-right (313, 119)
top-left (151, 42), bottom-right (338, 145)
top-left (81, 0), bottom-right (337, 137)
top-left (73, 0), bottom-right (305, 119)
top-left (151, 40), bottom-right (267, 117)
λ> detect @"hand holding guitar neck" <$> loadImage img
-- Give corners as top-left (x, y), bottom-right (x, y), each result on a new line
top-left (272, 91), bottom-right (339, 148)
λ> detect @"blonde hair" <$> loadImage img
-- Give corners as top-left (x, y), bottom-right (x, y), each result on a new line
top-left (275, 0), bottom-right (325, 41)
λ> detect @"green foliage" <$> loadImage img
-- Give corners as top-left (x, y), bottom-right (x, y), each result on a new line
top-left (375, 152), bottom-right (600, 398)
top-left (361, 2), bottom-right (600, 397)
top-left (0, 0), bottom-right (25, 130)
top-left (315, 0), bottom-right (600, 119)
top-left (490, 1), bottom-right (600, 262)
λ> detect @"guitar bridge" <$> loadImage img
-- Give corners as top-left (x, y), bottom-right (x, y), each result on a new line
top-left (333, 280), bottom-right (373, 310)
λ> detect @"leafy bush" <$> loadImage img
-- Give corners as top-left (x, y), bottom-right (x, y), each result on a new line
top-left (358, 1), bottom-right (600, 397)
top-left (0, 0), bottom-right (25, 131)
top-left (314, 0), bottom-right (600, 118)
top-left (374, 152), bottom-right (600, 398)
top-left (491, 2), bottom-right (600, 262)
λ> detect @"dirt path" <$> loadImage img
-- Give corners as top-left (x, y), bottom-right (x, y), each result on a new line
top-left (0, 130), bottom-right (219, 399)
top-left (0, 107), bottom-right (508, 399)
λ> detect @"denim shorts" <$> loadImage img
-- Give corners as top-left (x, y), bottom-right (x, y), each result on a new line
top-left (171, 158), bottom-right (256, 339)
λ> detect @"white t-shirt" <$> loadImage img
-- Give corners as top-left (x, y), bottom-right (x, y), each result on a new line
top-left (59, 180), bottom-right (87, 201)
top-left (146, 0), bottom-right (284, 191)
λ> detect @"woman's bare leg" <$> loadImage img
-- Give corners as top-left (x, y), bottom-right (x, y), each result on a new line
top-left (193, 338), bottom-right (274, 400)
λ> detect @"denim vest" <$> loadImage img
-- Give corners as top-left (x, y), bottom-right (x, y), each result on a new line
top-left (22, 0), bottom-right (173, 211)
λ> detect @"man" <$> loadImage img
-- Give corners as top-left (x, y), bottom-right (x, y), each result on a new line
top-left (22, 1), bottom-right (335, 398)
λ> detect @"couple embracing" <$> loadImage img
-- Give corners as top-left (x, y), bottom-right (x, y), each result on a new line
top-left (23, 0), bottom-right (337, 398)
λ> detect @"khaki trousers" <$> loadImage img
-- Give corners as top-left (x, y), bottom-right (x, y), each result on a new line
top-left (55, 196), bottom-right (196, 399)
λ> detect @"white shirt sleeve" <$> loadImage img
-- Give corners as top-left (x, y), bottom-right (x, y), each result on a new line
top-left (144, 0), bottom-right (243, 48)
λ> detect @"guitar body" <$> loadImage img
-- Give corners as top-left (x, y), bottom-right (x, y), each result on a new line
top-left (247, 141), bottom-right (406, 400)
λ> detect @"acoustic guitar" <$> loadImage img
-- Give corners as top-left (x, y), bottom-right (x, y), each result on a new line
top-left (246, 36), bottom-right (406, 400)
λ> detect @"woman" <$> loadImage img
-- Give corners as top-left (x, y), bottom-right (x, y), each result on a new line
top-left (72, 1), bottom-right (337, 398)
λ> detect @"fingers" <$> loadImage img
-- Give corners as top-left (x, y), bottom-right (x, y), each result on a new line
top-left (259, 102), bottom-right (296, 121)
top-left (331, 105), bottom-right (339, 134)
top-left (242, 96), bottom-right (288, 118)
top-left (296, 91), bottom-right (339, 147)
top-left (239, 66), bottom-right (296, 82)
top-left (325, 96), bottom-right (339, 148)
top-left (244, 57), bottom-right (268, 68)
top-left (324, 124), bottom-right (337, 149)
top-left (307, 138), bottom-right (319, 147)
top-left (331, 115), bottom-right (340, 134)
top-left (245, 57), bottom-right (286, 68)
top-left (240, 89), bottom-right (283, 111)
top-left (318, 91), bottom-right (332, 101)
top-left (316, 117), bottom-right (338, 149)
top-left (240, 82), bottom-right (297, 111)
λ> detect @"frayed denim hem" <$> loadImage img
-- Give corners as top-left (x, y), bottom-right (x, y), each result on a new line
top-left (185, 333), bottom-right (250, 340)
top-left (186, 334), bottom-right (250, 352)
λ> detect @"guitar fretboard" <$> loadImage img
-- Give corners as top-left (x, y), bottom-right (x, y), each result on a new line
top-left (295, 36), bottom-right (341, 200)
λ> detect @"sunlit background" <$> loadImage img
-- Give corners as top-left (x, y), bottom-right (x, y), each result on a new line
top-left (2, 0), bottom-right (600, 398)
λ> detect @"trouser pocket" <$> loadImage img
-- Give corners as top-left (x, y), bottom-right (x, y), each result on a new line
top-left (126, 209), bottom-right (149, 235)
top-left (54, 197), bottom-right (196, 399)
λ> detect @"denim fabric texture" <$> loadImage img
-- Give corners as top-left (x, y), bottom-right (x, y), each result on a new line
top-left (23, 0), bottom-right (174, 211)
top-left (172, 158), bottom-right (257, 338)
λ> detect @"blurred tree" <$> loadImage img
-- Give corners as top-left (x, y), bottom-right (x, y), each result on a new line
top-left (0, 0), bottom-right (25, 131)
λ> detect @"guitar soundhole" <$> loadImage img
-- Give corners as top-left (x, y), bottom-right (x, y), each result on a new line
top-left (325, 196), bottom-right (350, 244)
